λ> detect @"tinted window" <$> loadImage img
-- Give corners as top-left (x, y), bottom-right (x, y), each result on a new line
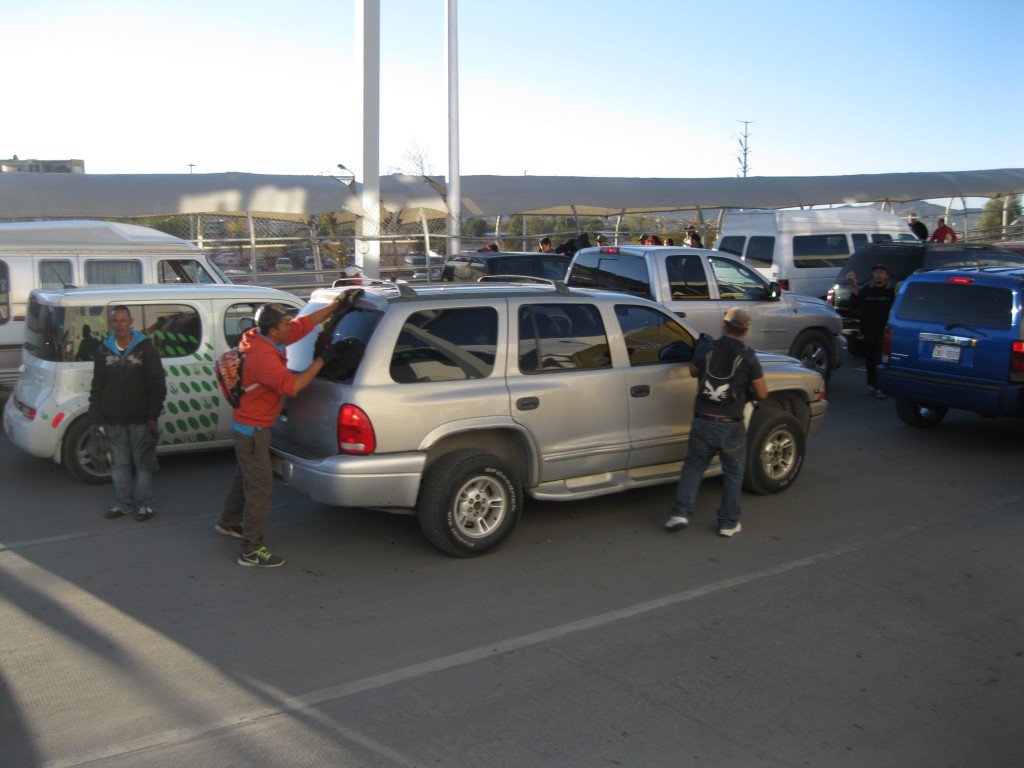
top-left (25, 302), bottom-right (107, 362)
top-left (518, 303), bottom-right (610, 373)
top-left (39, 259), bottom-right (73, 289)
top-left (745, 236), bottom-right (775, 268)
top-left (717, 236), bottom-right (745, 256)
top-left (925, 249), bottom-right (1024, 271)
top-left (442, 259), bottom-right (486, 282)
top-left (539, 257), bottom-right (570, 280)
top-left (614, 304), bottom-right (695, 366)
top-left (896, 282), bottom-right (1013, 330)
top-left (792, 234), bottom-right (850, 268)
top-left (566, 251), bottom-right (652, 298)
top-left (136, 304), bottom-right (202, 357)
top-left (85, 260), bottom-right (144, 284)
top-left (708, 256), bottom-right (769, 301)
top-left (390, 307), bottom-right (498, 383)
top-left (492, 258), bottom-right (539, 277)
top-left (846, 250), bottom-right (921, 283)
top-left (665, 254), bottom-right (710, 300)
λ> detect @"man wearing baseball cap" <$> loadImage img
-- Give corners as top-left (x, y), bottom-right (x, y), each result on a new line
top-left (665, 307), bottom-right (767, 537)
top-left (216, 290), bottom-right (362, 567)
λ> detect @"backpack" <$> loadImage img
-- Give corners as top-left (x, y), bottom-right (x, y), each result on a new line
top-left (215, 348), bottom-right (259, 409)
top-left (698, 342), bottom-right (745, 405)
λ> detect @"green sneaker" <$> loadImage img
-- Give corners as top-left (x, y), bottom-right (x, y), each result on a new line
top-left (238, 546), bottom-right (285, 568)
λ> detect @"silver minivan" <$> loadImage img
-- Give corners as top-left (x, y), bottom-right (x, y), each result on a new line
top-left (3, 283), bottom-right (303, 482)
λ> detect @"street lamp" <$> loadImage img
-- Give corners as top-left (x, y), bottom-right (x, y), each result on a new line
top-left (335, 163), bottom-right (355, 185)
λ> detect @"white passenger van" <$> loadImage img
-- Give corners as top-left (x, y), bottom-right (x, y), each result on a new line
top-left (2, 283), bottom-right (303, 483)
top-left (0, 220), bottom-right (230, 388)
top-left (715, 208), bottom-right (917, 298)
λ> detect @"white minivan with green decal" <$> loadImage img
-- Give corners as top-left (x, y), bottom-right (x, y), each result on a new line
top-left (2, 283), bottom-right (303, 483)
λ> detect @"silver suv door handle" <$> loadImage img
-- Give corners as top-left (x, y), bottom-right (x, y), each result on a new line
top-left (516, 397), bottom-right (540, 411)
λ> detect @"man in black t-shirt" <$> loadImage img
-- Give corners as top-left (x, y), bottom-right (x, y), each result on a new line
top-left (846, 264), bottom-right (896, 398)
top-left (665, 308), bottom-right (768, 537)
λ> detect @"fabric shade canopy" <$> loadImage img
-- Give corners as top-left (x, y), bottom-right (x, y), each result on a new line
top-left (1, 168), bottom-right (1021, 221)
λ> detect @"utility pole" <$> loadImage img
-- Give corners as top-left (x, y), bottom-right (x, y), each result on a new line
top-left (736, 121), bottom-right (753, 178)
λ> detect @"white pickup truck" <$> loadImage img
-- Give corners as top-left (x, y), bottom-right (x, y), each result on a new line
top-left (565, 245), bottom-right (845, 380)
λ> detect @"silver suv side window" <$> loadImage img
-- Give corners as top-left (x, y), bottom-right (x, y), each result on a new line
top-left (614, 304), bottom-right (695, 366)
top-left (518, 303), bottom-right (610, 373)
top-left (390, 306), bottom-right (498, 383)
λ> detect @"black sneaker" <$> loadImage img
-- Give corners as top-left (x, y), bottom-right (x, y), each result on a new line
top-left (215, 523), bottom-right (244, 539)
top-left (238, 547), bottom-right (285, 568)
top-left (104, 507), bottom-right (128, 519)
top-left (134, 506), bottom-right (155, 522)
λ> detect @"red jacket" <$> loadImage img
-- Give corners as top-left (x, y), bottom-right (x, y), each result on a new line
top-left (930, 224), bottom-right (957, 243)
top-left (233, 315), bottom-right (316, 427)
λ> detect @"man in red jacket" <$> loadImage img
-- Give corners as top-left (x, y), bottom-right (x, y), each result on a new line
top-left (216, 291), bottom-right (360, 567)
top-left (929, 218), bottom-right (958, 243)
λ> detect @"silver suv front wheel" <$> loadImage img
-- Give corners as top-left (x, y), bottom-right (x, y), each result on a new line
top-left (743, 409), bottom-right (806, 495)
top-left (417, 449), bottom-right (522, 557)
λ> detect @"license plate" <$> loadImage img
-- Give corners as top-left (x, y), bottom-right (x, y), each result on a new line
top-left (931, 344), bottom-right (961, 362)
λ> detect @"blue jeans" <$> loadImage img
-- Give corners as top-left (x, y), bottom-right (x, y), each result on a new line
top-left (107, 424), bottom-right (159, 511)
top-left (671, 416), bottom-right (746, 529)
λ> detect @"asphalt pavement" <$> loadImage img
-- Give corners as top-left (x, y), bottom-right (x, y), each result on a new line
top-left (2, 360), bottom-right (1023, 767)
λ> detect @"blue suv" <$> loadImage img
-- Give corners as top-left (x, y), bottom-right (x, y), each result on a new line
top-left (878, 266), bottom-right (1024, 426)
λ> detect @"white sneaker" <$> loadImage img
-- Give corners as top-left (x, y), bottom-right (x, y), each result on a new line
top-left (718, 522), bottom-right (742, 537)
top-left (664, 515), bottom-right (689, 531)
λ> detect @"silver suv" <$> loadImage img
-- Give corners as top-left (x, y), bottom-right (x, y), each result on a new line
top-left (271, 282), bottom-right (829, 556)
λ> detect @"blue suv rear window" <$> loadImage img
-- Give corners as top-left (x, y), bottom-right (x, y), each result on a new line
top-left (896, 282), bottom-right (1013, 330)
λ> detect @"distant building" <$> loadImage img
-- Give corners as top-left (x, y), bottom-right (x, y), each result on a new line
top-left (0, 156), bottom-right (84, 173)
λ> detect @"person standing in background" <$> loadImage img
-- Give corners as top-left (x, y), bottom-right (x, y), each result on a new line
top-left (907, 213), bottom-right (929, 240)
top-left (89, 305), bottom-right (166, 522)
top-left (929, 218), bottom-right (957, 243)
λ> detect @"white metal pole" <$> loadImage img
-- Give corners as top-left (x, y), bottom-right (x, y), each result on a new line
top-left (446, 0), bottom-right (461, 255)
top-left (356, 0), bottom-right (381, 277)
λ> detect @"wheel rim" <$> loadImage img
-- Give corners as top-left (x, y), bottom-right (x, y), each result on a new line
top-left (758, 426), bottom-right (797, 481)
top-left (452, 475), bottom-right (507, 540)
top-left (76, 433), bottom-right (111, 479)
top-left (799, 342), bottom-right (828, 375)
top-left (918, 405), bottom-right (942, 421)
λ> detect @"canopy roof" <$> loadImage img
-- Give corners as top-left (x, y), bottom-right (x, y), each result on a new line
top-left (1, 168), bottom-right (1021, 221)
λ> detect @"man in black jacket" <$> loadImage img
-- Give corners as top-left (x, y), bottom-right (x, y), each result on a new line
top-left (89, 305), bottom-right (167, 521)
top-left (846, 264), bottom-right (896, 398)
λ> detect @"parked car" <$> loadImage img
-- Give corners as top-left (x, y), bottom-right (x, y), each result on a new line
top-left (441, 251), bottom-right (572, 283)
top-left (305, 254), bottom-right (337, 270)
top-left (270, 282), bottom-right (828, 557)
top-left (878, 266), bottom-right (1024, 427)
top-left (826, 242), bottom-right (1024, 355)
top-left (565, 245), bottom-right (845, 380)
top-left (2, 283), bottom-right (304, 482)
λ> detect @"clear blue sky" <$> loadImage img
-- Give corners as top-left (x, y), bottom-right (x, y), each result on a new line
top-left (3, 0), bottom-right (1022, 181)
